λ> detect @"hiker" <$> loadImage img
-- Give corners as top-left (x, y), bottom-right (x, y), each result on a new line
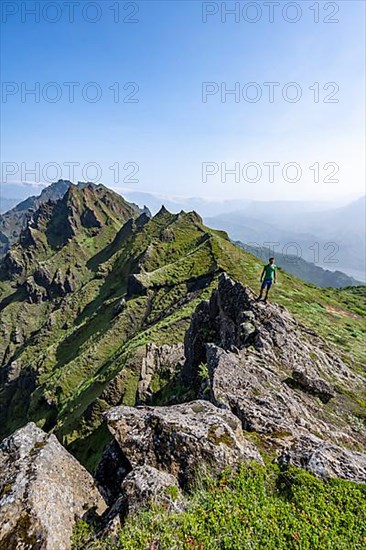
top-left (258, 257), bottom-right (277, 302)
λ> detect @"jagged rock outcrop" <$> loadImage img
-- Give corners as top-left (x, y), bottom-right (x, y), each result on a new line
top-left (184, 273), bottom-right (353, 384)
top-left (0, 423), bottom-right (106, 550)
top-left (137, 343), bottom-right (185, 403)
top-left (24, 277), bottom-right (48, 304)
top-left (49, 267), bottom-right (77, 298)
top-left (106, 400), bottom-right (262, 487)
top-left (23, 266), bottom-right (78, 303)
top-left (181, 273), bottom-right (366, 482)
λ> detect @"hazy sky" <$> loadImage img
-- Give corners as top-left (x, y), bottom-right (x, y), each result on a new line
top-left (1, 0), bottom-right (365, 201)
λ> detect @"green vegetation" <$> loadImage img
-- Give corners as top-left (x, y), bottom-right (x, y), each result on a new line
top-left (71, 463), bottom-right (366, 550)
top-left (0, 185), bottom-right (365, 473)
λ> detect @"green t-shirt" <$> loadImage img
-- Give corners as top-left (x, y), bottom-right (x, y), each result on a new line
top-left (263, 264), bottom-right (276, 281)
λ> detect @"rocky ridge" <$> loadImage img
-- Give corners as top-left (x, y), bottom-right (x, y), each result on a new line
top-left (1, 273), bottom-right (365, 548)
top-left (183, 274), bottom-right (366, 480)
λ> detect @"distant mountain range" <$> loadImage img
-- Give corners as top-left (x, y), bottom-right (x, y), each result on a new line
top-left (0, 180), bottom-right (364, 286)
top-left (206, 197), bottom-right (366, 283)
top-left (237, 242), bottom-right (361, 288)
top-left (0, 182), bottom-right (49, 213)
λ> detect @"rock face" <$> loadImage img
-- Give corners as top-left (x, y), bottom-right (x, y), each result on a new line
top-left (206, 344), bottom-right (336, 441)
top-left (137, 343), bottom-right (185, 403)
top-left (291, 369), bottom-right (335, 404)
top-left (122, 465), bottom-right (184, 513)
top-left (182, 273), bottom-right (366, 482)
top-left (95, 440), bottom-right (132, 505)
top-left (0, 423), bottom-right (106, 550)
top-left (106, 400), bottom-right (262, 487)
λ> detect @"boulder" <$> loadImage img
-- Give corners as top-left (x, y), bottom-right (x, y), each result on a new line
top-left (278, 436), bottom-right (366, 482)
top-left (0, 422), bottom-right (106, 550)
top-left (206, 343), bottom-right (361, 452)
top-left (106, 400), bottom-right (262, 487)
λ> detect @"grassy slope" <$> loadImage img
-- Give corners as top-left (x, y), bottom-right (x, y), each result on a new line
top-left (72, 463), bottom-right (366, 550)
top-left (0, 199), bottom-right (365, 471)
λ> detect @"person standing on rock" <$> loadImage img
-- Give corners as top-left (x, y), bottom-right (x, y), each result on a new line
top-left (258, 257), bottom-right (277, 302)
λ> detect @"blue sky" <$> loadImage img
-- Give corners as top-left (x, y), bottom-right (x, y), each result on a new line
top-left (1, 0), bottom-right (365, 201)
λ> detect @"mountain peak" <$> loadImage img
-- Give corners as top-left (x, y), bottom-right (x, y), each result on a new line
top-left (178, 210), bottom-right (203, 225)
top-left (156, 205), bottom-right (170, 216)
top-left (1, 182), bottom-right (142, 280)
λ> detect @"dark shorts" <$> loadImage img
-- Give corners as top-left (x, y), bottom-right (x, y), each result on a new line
top-left (261, 279), bottom-right (273, 290)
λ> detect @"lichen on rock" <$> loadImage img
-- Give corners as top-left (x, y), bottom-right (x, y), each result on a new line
top-left (0, 422), bottom-right (106, 550)
top-left (105, 400), bottom-right (262, 488)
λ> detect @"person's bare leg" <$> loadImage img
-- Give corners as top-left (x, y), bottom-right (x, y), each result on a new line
top-left (258, 282), bottom-right (264, 300)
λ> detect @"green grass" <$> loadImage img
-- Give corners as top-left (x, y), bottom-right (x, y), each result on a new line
top-left (71, 463), bottom-right (366, 550)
